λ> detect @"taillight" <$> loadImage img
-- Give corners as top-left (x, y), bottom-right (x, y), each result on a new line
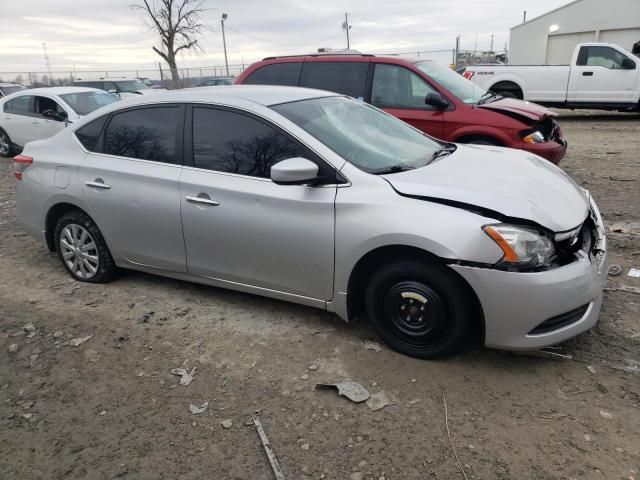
top-left (13, 155), bottom-right (33, 180)
top-left (463, 70), bottom-right (475, 80)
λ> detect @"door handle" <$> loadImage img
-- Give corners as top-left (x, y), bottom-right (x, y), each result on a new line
top-left (85, 179), bottom-right (111, 190)
top-left (582, 71), bottom-right (594, 76)
top-left (185, 195), bottom-right (219, 206)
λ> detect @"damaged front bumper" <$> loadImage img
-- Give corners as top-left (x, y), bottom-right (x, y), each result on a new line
top-left (451, 196), bottom-right (607, 351)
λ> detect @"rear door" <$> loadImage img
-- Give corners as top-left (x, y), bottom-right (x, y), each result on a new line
top-left (369, 63), bottom-right (445, 139)
top-left (570, 45), bottom-right (639, 103)
top-left (2, 95), bottom-right (36, 146)
top-left (179, 105), bottom-right (337, 301)
top-left (77, 105), bottom-right (187, 272)
top-left (299, 60), bottom-right (369, 100)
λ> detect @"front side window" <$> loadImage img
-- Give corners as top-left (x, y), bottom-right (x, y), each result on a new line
top-left (103, 107), bottom-right (179, 163)
top-left (60, 91), bottom-right (119, 116)
top-left (272, 96), bottom-right (443, 174)
top-left (244, 62), bottom-right (303, 86)
top-left (192, 107), bottom-right (306, 177)
top-left (371, 64), bottom-right (438, 109)
top-left (4, 95), bottom-right (32, 115)
top-left (34, 96), bottom-right (66, 118)
top-left (580, 46), bottom-right (629, 69)
top-left (299, 61), bottom-right (368, 98)
top-left (75, 116), bottom-right (108, 151)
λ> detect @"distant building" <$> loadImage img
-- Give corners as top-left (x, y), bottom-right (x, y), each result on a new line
top-left (509, 0), bottom-right (640, 64)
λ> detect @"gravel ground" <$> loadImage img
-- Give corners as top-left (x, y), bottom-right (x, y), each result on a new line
top-left (1, 111), bottom-right (639, 480)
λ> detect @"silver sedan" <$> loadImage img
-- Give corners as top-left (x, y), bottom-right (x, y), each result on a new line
top-left (14, 86), bottom-right (607, 358)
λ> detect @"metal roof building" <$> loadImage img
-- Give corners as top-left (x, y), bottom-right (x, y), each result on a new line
top-left (509, 0), bottom-right (640, 64)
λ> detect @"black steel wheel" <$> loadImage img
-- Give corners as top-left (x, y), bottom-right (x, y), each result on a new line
top-left (365, 260), bottom-right (475, 359)
top-left (0, 129), bottom-right (13, 157)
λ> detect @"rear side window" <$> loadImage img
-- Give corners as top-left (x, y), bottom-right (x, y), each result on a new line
top-left (299, 61), bottom-right (368, 98)
top-left (4, 96), bottom-right (32, 115)
top-left (244, 62), bottom-right (302, 86)
top-left (192, 107), bottom-right (308, 178)
top-left (75, 116), bottom-right (108, 151)
top-left (103, 107), bottom-right (179, 163)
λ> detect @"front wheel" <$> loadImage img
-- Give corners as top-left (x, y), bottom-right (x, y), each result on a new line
top-left (364, 260), bottom-right (475, 359)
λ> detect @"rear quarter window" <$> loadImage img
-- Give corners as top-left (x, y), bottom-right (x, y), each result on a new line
top-left (243, 62), bottom-right (302, 86)
top-left (75, 116), bottom-right (108, 151)
top-left (299, 61), bottom-right (368, 99)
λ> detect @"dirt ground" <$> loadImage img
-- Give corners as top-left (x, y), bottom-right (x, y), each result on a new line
top-left (1, 111), bottom-right (639, 480)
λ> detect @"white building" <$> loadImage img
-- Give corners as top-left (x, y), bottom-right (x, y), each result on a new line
top-left (509, 0), bottom-right (640, 65)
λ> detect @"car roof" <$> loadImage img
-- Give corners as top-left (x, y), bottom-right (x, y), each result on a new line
top-left (11, 87), bottom-right (103, 95)
top-left (102, 85), bottom-right (337, 109)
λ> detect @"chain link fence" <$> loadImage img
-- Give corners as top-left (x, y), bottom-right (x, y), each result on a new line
top-left (0, 48), bottom-right (508, 88)
top-left (0, 63), bottom-right (249, 89)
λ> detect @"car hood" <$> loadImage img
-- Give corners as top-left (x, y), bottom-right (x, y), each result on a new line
top-left (383, 144), bottom-right (588, 232)
top-left (477, 97), bottom-right (556, 121)
top-left (137, 88), bottom-right (166, 95)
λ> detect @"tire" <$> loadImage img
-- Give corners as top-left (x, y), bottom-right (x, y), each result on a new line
top-left (497, 91), bottom-right (517, 99)
top-left (0, 128), bottom-right (14, 158)
top-left (54, 210), bottom-right (118, 283)
top-left (467, 138), bottom-right (500, 146)
top-left (364, 260), bottom-right (474, 359)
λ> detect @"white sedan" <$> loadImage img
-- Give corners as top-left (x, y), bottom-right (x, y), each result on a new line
top-left (0, 87), bottom-right (119, 157)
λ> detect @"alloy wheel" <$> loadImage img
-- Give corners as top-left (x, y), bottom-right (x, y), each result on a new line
top-left (59, 224), bottom-right (100, 280)
top-left (0, 132), bottom-right (10, 156)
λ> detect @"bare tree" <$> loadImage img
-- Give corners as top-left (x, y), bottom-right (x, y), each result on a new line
top-left (133, 0), bottom-right (207, 87)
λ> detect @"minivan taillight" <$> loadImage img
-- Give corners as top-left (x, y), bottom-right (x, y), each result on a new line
top-left (13, 155), bottom-right (33, 180)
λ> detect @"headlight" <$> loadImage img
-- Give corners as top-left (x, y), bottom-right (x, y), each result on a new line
top-left (483, 224), bottom-right (555, 268)
top-left (521, 130), bottom-right (545, 144)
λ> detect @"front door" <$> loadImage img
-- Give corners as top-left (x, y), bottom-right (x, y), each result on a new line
top-left (570, 45), bottom-right (639, 103)
top-left (30, 96), bottom-right (68, 143)
top-left (180, 105), bottom-right (336, 301)
top-left (79, 105), bottom-right (186, 272)
top-left (2, 95), bottom-right (35, 146)
top-left (370, 63), bottom-right (445, 139)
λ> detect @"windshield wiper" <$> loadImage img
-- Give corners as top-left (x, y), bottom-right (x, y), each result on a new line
top-left (374, 165), bottom-right (416, 175)
top-left (477, 91), bottom-right (502, 105)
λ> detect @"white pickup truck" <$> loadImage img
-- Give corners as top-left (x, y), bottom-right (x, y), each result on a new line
top-left (464, 43), bottom-right (640, 111)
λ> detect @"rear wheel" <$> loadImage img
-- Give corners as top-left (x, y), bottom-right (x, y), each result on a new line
top-left (54, 211), bottom-right (118, 283)
top-left (0, 129), bottom-right (13, 157)
top-left (364, 260), bottom-right (474, 359)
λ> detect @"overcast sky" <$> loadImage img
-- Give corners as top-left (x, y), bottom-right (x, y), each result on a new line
top-left (0, 0), bottom-right (567, 75)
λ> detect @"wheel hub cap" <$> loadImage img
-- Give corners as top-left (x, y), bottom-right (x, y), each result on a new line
top-left (60, 224), bottom-right (99, 279)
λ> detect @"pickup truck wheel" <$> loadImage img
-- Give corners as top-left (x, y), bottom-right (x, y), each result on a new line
top-left (0, 129), bottom-right (14, 158)
top-left (364, 260), bottom-right (474, 359)
top-left (490, 81), bottom-right (523, 100)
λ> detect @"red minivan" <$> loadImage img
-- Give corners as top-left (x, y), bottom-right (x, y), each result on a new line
top-left (235, 55), bottom-right (567, 164)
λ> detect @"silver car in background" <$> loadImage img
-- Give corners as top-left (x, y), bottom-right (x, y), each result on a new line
top-left (14, 86), bottom-right (607, 358)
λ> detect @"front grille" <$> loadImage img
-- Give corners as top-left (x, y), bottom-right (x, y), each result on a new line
top-left (528, 303), bottom-right (590, 335)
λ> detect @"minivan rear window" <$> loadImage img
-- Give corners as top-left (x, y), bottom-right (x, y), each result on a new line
top-left (299, 61), bottom-right (368, 99)
top-left (244, 62), bottom-right (302, 86)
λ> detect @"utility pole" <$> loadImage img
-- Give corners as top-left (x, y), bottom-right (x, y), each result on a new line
top-left (342, 13), bottom-right (351, 50)
top-left (523, 10), bottom-right (527, 23)
top-left (490, 34), bottom-right (494, 52)
top-left (42, 42), bottom-right (52, 85)
top-left (221, 13), bottom-right (229, 76)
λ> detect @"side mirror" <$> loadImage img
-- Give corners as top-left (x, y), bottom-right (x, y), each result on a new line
top-left (42, 109), bottom-right (68, 122)
top-left (425, 92), bottom-right (450, 109)
top-left (621, 57), bottom-right (636, 69)
top-left (270, 157), bottom-right (319, 185)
